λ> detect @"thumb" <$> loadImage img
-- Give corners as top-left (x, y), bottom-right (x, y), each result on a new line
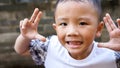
top-left (98, 42), bottom-right (120, 51)
top-left (98, 42), bottom-right (109, 48)
top-left (35, 34), bottom-right (46, 42)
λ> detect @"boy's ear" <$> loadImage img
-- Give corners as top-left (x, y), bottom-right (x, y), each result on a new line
top-left (96, 21), bottom-right (104, 38)
top-left (52, 23), bottom-right (57, 30)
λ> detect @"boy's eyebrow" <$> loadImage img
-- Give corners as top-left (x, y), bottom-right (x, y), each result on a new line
top-left (56, 17), bottom-right (68, 21)
top-left (56, 16), bottom-right (91, 21)
top-left (78, 17), bottom-right (90, 21)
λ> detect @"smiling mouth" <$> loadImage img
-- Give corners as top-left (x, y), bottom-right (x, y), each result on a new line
top-left (66, 41), bottom-right (83, 48)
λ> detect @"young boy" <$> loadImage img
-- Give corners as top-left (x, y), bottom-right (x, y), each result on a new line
top-left (14, 0), bottom-right (120, 68)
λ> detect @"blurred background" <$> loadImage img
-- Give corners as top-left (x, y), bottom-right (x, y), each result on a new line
top-left (0, 0), bottom-right (120, 68)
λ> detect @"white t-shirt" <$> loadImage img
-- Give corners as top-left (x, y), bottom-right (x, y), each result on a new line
top-left (30, 35), bottom-right (120, 68)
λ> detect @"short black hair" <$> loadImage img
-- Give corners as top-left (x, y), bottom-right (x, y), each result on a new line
top-left (54, 0), bottom-right (102, 21)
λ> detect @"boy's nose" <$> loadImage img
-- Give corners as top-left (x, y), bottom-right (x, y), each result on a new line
top-left (66, 26), bottom-right (79, 36)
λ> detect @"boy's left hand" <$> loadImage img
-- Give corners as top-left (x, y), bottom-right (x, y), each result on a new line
top-left (98, 13), bottom-right (120, 51)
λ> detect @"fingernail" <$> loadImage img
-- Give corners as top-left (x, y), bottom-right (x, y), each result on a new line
top-left (35, 8), bottom-right (39, 11)
top-left (106, 13), bottom-right (109, 16)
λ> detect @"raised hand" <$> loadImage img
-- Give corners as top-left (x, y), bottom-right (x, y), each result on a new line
top-left (20, 8), bottom-right (46, 42)
top-left (98, 13), bottom-right (120, 51)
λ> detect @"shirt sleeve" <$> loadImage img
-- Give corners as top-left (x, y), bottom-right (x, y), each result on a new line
top-left (114, 52), bottom-right (120, 68)
top-left (29, 38), bottom-right (50, 65)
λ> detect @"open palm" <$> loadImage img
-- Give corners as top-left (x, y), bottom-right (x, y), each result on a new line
top-left (98, 13), bottom-right (120, 51)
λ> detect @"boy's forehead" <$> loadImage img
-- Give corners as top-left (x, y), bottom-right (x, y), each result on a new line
top-left (55, 0), bottom-right (101, 15)
top-left (56, 1), bottom-right (96, 14)
top-left (56, 1), bottom-right (95, 11)
top-left (57, 0), bottom-right (93, 5)
top-left (55, 1), bottom-right (99, 23)
top-left (55, 0), bottom-right (100, 21)
top-left (57, 0), bottom-right (90, 3)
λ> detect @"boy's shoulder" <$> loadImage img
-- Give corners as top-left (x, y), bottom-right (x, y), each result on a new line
top-left (48, 35), bottom-right (59, 43)
top-left (48, 35), bottom-right (58, 39)
top-left (94, 41), bottom-right (120, 68)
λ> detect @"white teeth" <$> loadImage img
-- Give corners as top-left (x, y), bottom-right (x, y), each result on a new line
top-left (67, 41), bottom-right (83, 45)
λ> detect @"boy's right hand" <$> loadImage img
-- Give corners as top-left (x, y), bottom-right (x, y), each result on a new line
top-left (19, 8), bottom-right (46, 42)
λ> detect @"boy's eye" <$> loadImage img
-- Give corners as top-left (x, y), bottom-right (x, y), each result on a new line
top-left (60, 23), bottom-right (67, 26)
top-left (79, 22), bottom-right (87, 25)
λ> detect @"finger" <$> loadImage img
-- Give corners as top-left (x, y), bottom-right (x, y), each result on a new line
top-left (29, 8), bottom-right (39, 23)
top-left (20, 20), bottom-right (23, 28)
top-left (22, 18), bottom-right (29, 29)
top-left (98, 42), bottom-right (108, 48)
top-left (19, 20), bottom-right (24, 33)
top-left (34, 11), bottom-right (42, 27)
top-left (117, 19), bottom-right (120, 28)
top-left (104, 17), bottom-right (112, 33)
top-left (106, 13), bottom-right (117, 29)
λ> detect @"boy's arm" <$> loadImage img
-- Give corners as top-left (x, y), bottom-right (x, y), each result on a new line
top-left (14, 8), bottom-right (46, 56)
top-left (98, 13), bottom-right (120, 51)
top-left (14, 34), bottom-right (31, 55)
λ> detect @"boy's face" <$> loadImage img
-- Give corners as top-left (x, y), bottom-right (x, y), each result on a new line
top-left (53, 1), bottom-right (103, 59)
